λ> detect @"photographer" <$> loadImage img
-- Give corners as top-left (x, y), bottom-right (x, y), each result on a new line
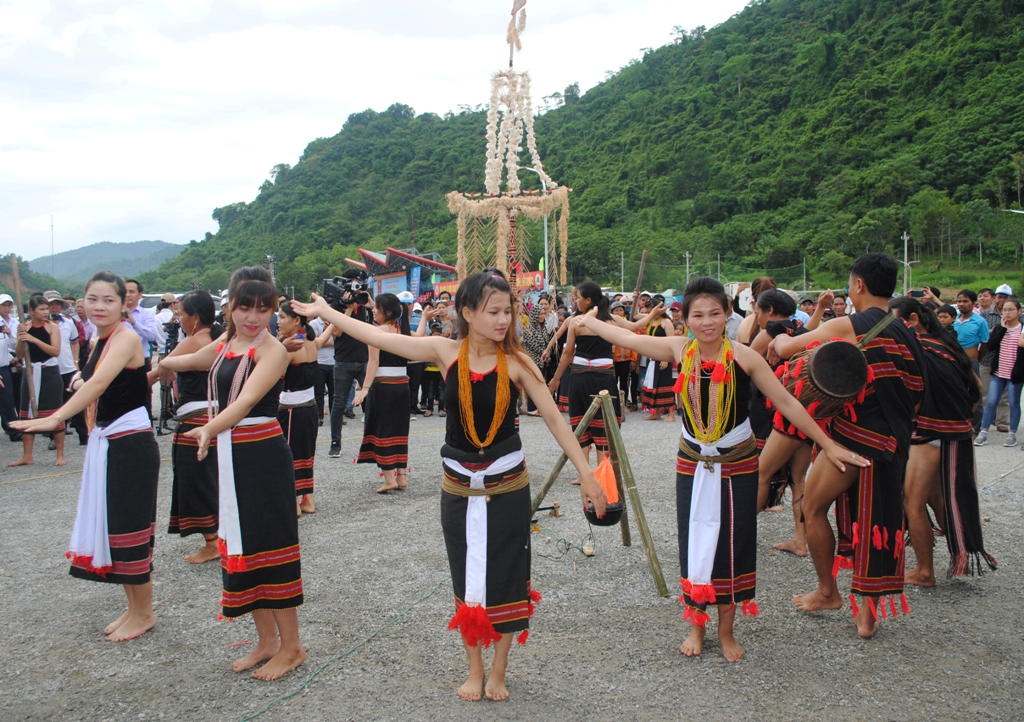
top-left (324, 269), bottom-right (374, 458)
top-left (154, 293), bottom-right (180, 358)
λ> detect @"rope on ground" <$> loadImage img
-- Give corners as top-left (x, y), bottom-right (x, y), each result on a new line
top-left (534, 521), bottom-right (593, 561)
top-left (981, 459), bottom-right (1024, 490)
top-left (239, 576), bottom-right (450, 722)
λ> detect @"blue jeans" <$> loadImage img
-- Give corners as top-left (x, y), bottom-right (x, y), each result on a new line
top-left (982, 375), bottom-right (1022, 432)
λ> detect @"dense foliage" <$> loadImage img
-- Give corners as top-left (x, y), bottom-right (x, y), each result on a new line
top-left (142, 0), bottom-right (1024, 294)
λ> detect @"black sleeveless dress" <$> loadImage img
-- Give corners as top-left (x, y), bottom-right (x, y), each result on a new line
top-left (70, 334), bottom-right (160, 585)
top-left (279, 358), bottom-right (319, 495)
top-left (568, 333), bottom-right (621, 450)
top-left (215, 353), bottom-right (303, 618)
top-left (439, 359), bottom-right (534, 639)
top-left (19, 323), bottom-right (65, 432)
top-left (358, 347), bottom-right (410, 471)
top-left (169, 360), bottom-right (219, 537)
top-left (640, 322), bottom-right (677, 411)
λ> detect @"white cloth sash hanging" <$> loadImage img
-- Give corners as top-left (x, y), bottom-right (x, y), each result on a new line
top-left (680, 419), bottom-right (752, 588)
top-left (375, 366), bottom-right (407, 377)
top-left (572, 356), bottom-right (613, 368)
top-left (279, 387), bottom-right (315, 405)
top-left (442, 450), bottom-right (525, 607)
top-left (217, 416), bottom-right (276, 558)
top-left (68, 406), bottom-right (151, 571)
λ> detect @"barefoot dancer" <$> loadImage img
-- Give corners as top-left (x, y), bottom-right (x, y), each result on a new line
top-left (638, 297), bottom-right (676, 421)
top-left (749, 289), bottom-right (814, 555)
top-left (277, 301), bottom-right (320, 514)
top-left (293, 270), bottom-right (607, 702)
top-left (14, 271), bottom-right (160, 641)
top-left (9, 294), bottom-right (65, 467)
top-left (889, 297), bottom-right (996, 586)
top-left (355, 293), bottom-right (412, 493)
top-left (162, 290), bottom-right (220, 563)
top-left (547, 281), bottom-right (662, 459)
top-left (575, 277), bottom-right (864, 662)
top-left (774, 253), bottom-right (924, 639)
top-left (161, 267), bottom-right (305, 681)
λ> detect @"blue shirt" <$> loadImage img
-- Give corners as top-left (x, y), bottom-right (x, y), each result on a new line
top-left (791, 310), bottom-right (810, 325)
top-left (953, 313), bottom-right (990, 350)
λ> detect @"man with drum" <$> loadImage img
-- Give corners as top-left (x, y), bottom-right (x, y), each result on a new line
top-left (771, 253), bottom-right (924, 639)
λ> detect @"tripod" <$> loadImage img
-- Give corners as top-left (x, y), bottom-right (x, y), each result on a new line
top-left (155, 321), bottom-right (180, 437)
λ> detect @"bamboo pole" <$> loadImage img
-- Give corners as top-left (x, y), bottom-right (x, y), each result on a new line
top-left (601, 392), bottom-right (668, 597)
top-left (629, 250), bottom-right (648, 321)
top-left (9, 255), bottom-right (36, 417)
top-left (600, 392), bottom-right (632, 547)
top-left (531, 392), bottom-right (604, 514)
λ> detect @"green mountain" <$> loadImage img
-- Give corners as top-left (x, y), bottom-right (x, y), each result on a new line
top-left (30, 240), bottom-right (185, 285)
top-left (0, 254), bottom-right (80, 300)
top-left (142, 0), bottom-right (1024, 294)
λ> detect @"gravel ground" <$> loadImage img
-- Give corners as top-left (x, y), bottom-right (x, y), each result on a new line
top-left (2, 406), bottom-right (1023, 721)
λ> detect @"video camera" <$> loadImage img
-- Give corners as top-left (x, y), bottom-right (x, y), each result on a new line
top-left (163, 320), bottom-right (181, 356)
top-left (322, 270), bottom-right (370, 311)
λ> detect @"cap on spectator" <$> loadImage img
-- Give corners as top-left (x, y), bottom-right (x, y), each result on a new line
top-left (0, 293), bottom-right (13, 305)
top-left (397, 291), bottom-right (415, 302)
top-left (43, 290), bottom-right (63, 303)
top-left (413, 302), bottom-right (423, 313)
top-left (798, 294), bottom-right (813, 304)
top-left (609, 301), bottom-right (624, 313)
top-left (639, 291), bottom-right (652, 297)
top-left (670, 301), bottom-right (684, 312)
top-left (161, 292), bottom-right (177, 303)
top-left (996, 283), bottom-right (1013, 296)
top-left (220, 293), bottom-right (229, 307)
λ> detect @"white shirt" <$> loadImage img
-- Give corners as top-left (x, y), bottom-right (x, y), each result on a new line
top-left (155, 308), bottom-right (174, 354)
top-left (310, 318), bottom-right (334, 366)
top-left (55, 316), bottom-right (79, 375)
top-left (0, 316), bottom-right (15, 368)
top-left (725, 311), bottom-right (744, 341)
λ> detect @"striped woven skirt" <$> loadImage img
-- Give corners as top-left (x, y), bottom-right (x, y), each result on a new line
top-left (168, 414), bottom-right (219, 536)
top-left (20, 364), bottom-right (66, 432)
top-left (557, 371), bottom-right (570, 412)
top-left (358, 376), bottom-right (410, 470)
top-left (278, 402), bottom-right (318, 495)
top-left (70, 428), bottom-right (160, 585)
top-left (569, 368), bottom-right (622, 451)
top-left (640, 363), bottom-right (676, 411)
top-left (219, 420), bottom-right (303, 618)
top-left (676, 444), bottom-right (758, 612)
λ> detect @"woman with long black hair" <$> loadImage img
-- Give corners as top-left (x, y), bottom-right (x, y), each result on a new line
top-left (278, 300), bottom-right (320, 514)
top-left (160, 266), bottom-right (304, 681)
top-left (293, 270), bottom-right (606, 702)
top-left (9, 294), bottom-right (64, 467)
top-left (890, 296), bottom-right (996, 585)
top-left (355, 292), bottom-right (412, 493)
top-left (14, 271), bottom-right (160, 641)
top-left (161, 290), bottom-right (220, 563)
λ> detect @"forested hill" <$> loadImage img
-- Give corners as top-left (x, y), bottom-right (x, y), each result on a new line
top-left (30, 240), bottom-right (184, 284)
top-left (143, 0), bottom-right (1024, 294)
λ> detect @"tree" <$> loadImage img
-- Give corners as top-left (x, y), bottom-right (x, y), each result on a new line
top-left (270, 163), bottom-right (292, 182)
top-left (720, 54), bottom-right (752, 96)
top-left (563, 82), bottom-right (580, 105)
top-left (1011, 152), bottom-right (1024, 207)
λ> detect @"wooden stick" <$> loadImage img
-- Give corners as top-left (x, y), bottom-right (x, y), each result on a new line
top-left (9, 255), bottom-right (37, 417)
top-left (629, 250), bottom-right (648, 321)
top-left (600, 392), bottom-right (632, 547)
top-left (602, 392), bottom-right (668, 597)
top-left (531, 392), bottom-right (604, 514)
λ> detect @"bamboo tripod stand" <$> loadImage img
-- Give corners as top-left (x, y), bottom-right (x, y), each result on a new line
top-left (531, 390), bottom-right (669, 597)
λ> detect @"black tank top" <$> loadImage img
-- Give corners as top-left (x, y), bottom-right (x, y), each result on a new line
top-left (176, 370), bottom-right (209, 405)
top-left (574, 334), bottom-right (613, 360)
top-left (81, 335), bottom-right (149, 427)
top-left (441, 360), bottom-right (521, 462)
top-left (379, 349), bottom-right (408, 368)
top-left (283, 360), bottom-right (317, 391)
top-left (27, 324), bottom-right (57, 364)
top-left (680, 360), bottom-right (752, 441)
top-left (215, 355), bottom-right (282, 418)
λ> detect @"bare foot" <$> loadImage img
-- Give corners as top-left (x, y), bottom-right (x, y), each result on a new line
top-left (793, 586), bottom-right (844, 612)
top-left (856, 600), bottom-right (880, 639)
top-left (765, 504), bottom-right (785, 513)
top-left (105, 613), bottom-right (156, 642)
top-left (7, 456), bottom-right (34, 467)
top-left (184, 541), bottom-right (220, 564)
top-left (662, 414), bottom-right (676, 423)
top-left (251, 646), bottom-right (306, 681)
top-left (55, 454), bottom-right (66, 466)
top-left (103, 608), bottom-right (132, 635)
top-left (396, 473), bottom-right (408, 489)
top-left (719, 629), bottom-right (745, 662)
top-left (457, 668), bottom-right (485, 701)
top-left (485, 668), bottom-right (510, 701)
top-left (679, 625), bottom-right (705, 657)
top-left (904, 567), bottom-right (936, 587)
top-left (376, 482), bottom-right (399, 494)
top-left (296, 499), bottom-right (302, 517)
top-left (232, 640), bottom-right (280, 673)
top-left (299, 496), bottom-right (316, 513)
top-left (773, 539), bottom-right (808, 557)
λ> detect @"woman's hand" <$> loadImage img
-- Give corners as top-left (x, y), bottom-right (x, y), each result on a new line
top-left (185, 425), bottom-right (213, 461)
top-left (546, 376), bottom-right (560, 395)
top-left (290, 294), bottom-right (330, 320)
top-left (280, 335), bottom-right (305, 352)
top-left (821, 441), bottom-right (871, 474)
top-left (17, 327), bottom-right (36, 345)
top-left (12, 415), bottom-right (61, 434)
top-left (353, 386), bottom-right (369, 406)
top-left (67, 371), bottom-right (83, 392)
top-left (575, 470), bottom-right (607, 518)
top-left (540, 348), bottom-right (550, 363)
top-left (659, 360), bottom-right (668, 370)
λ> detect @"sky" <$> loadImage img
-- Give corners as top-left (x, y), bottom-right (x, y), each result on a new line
top-left (1, 0), bottom-right (750, 259)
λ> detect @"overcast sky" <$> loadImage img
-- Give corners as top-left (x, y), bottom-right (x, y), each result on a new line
top-left (2, 0), bottom-right (749, 258)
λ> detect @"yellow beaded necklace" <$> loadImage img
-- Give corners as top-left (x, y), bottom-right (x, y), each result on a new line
top-left (678, 338), bottom-right (736, 444)
top-left (457, 338), bottom-right (511, 452)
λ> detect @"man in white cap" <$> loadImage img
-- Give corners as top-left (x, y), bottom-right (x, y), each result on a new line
top-left (0, 293), bottom-right (20, 441)
top-left (979, 284), bottom-right (1015, 431)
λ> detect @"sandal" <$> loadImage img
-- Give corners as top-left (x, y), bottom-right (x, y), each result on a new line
top-left (423, 410), bottom-right (432, 418)
top-left (438, 410), bottom-right (447, 417)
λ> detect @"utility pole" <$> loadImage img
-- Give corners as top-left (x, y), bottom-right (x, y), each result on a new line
top-left (685, 252), bottom-right (690, 283)
top-left (51, 215), bottom-right (54, 277)
top-left (902, 231), bottom-right (909, 295)
top-left (717, 253), bottom-right (721, 281)
top-left (266, 254), bottom-right (276, 284)
top-left (803, 257), bottom-right (806, 291)
top-left (620, 251), bottom-right (624, 292)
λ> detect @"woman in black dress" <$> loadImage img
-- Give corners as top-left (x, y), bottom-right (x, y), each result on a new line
top-left (14, 271), bottom-right (160, 642)
top-left (9, 294), bottom-right (64, 467)
top-left (277, 300), bottom-right (320, 514)
top-left (293, 270), bottom-right (607, 702)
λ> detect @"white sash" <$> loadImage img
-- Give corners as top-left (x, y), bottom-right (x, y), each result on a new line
top-left (279, 387), bottom-right (315, 405)
top-left (643, 361), bottom-right (656, 390)
top-left (27, 361), bottom-right (43, 418)
top-left (572, 356), bottom-right (613, 368)
top-left (176, 400), bottom-right (207, 417)
top-left (217, 416), bottom-right (276, 557)
top-left (375, 366), bottom-right (406, 377)
top-left (442, 450), bottom-right (525, 607)
top-left (68, 406), bottom-right (151, 571)
top-left (680, 419), bottom-right (752, 587)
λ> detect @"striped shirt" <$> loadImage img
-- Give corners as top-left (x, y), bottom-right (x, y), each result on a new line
top-left (995, 324), bottom-right (1022, 380)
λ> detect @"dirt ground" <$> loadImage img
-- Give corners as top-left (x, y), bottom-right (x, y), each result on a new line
top-left (2, 406), bottom-right (1022, 722)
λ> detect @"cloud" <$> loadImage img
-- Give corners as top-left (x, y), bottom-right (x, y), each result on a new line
top-left (0, 0), bottom-right (749, 256)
